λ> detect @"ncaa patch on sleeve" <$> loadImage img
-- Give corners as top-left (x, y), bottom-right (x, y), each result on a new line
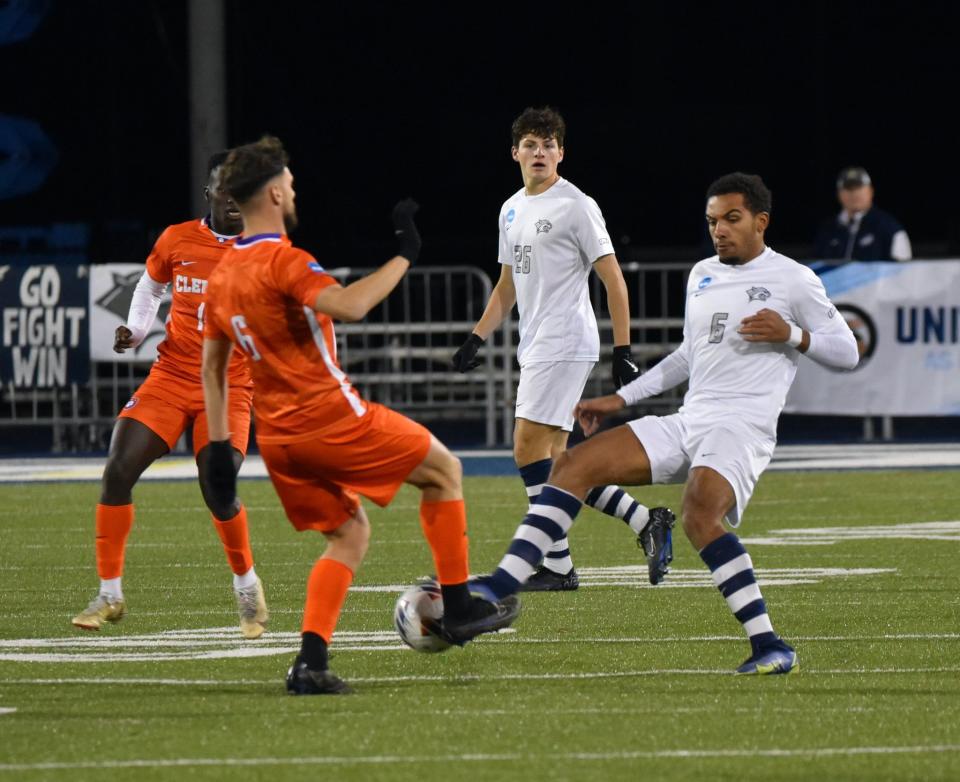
top-left (308, 261), bottom-right (325, 273)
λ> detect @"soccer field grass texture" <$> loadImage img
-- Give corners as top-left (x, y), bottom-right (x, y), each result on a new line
top-left (1, 472), bottom-right (959, 781)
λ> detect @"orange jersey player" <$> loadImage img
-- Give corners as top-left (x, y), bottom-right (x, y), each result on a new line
top-left (71, 152), bottom-right (268, 641)
top-left (201, 135), bottom-right (519, 695)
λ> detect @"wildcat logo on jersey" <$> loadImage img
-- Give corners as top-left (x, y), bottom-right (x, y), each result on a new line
top-left (535, 219), bottom-right (553, 234)
top-left (746, 286), bottom-right (771, 302)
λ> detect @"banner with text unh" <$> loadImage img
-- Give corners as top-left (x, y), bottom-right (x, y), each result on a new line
top-left (785, 260), bottom-right (960, 416)
top-left (0, 264), bottom-right (89, 387)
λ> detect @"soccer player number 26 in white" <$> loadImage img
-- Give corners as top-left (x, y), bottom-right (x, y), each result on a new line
top-left (230, 314), bottom-right (263, 361)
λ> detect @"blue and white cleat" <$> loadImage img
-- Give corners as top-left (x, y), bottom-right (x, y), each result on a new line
top-left (735, 640), bottom-right (798, 675)
top-left (638, 507), bottom-right (676, 585)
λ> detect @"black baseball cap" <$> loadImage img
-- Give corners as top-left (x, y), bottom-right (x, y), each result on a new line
top-left (837, 166), bottom-right (871, 189)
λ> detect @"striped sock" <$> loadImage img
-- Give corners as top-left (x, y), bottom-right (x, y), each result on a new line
top-left (485, 485), bottom-right (583, 599)
top-left (585, 485), bottom-right (650, 534)
top-left (519, 459), bottom-right (573, 575)
top-left (699, 532), bottom-right (778, 654)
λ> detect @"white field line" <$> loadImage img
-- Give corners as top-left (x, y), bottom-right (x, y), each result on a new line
top-left (0, 708), bottom-right (16, 716)
top-left (1, 744), bottom-right (960, 772)
top-left (5, 666), bottom-right (960, 688)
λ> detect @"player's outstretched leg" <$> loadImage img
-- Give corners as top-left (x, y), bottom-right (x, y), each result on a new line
top-left (72, 419), bottom-right (167, 631)
top-left (473, 485), bottom-right (583, 601)
top-left (517, 458), bottom-right (580, 592)
top-left (198, 444), bottom-right (267, 639)
top-left (584, 486), bottom-right (676, 585)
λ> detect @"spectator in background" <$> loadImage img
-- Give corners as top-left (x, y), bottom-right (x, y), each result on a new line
top-left (814, 167), bottom-right (912, 262)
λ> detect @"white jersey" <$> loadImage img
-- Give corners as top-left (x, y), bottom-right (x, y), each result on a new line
top-left (623, 247), bottom-right (854, 438)
top-left (497, 177), bottom-right (613, 366)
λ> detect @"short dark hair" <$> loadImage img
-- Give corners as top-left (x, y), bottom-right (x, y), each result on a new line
top-left (207, 150), bottom-right (229, 176)
top-left (220, 135), bottom-right (289, 205)
top-left (511, 106), bottom-right (566, 148)
top-left (706, 172), bottom-right (772, 215)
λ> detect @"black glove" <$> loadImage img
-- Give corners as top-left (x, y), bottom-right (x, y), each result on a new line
top-left (612, 345), bottom-right (640, 388)
top-left (452, 333), bottom-right (485, 372)
top-left (204, 440), bottom-right (237, 510)
top-left (392, 198), bottom-right (421, 264)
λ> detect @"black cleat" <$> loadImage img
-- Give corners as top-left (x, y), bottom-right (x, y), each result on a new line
top-left (638, 507), bottom-right (676, 585)
top-left (439, 594), bottom-right (521, 647)
top-left (518, 565), bottom-right (580, 592)
top-left (285, 656), bottom-right (352, 695)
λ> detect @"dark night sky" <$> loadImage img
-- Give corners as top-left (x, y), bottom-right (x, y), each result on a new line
top-left (3, 1), bottom-right (958, 268)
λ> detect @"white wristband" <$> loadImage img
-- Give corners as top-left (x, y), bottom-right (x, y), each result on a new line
top-left (787, 325), bottom-right (803, 348)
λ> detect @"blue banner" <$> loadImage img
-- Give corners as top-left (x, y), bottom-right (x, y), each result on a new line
top-left (0, 264), bottom-right (89, 387)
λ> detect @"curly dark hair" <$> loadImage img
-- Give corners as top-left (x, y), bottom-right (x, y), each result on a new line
top-left (706, 172), bottom-right (772, 215)
top-left (220, 135), bottom-right (289, 205)
top-left (511, 106), bottom-right (566, 148)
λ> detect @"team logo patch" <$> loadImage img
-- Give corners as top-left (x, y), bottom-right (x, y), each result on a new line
top-left (535, 219), bottom-right (553, 234)
top-left (747, 286), bottom-right (771, 302)
top-left (505, 208), bottom-right (516, 223)
top-left (124, 397), bottom-right (139, 410)
top-left (307, 261), bottom-right (324, 273)
top-left (698, 276), bottom-right (713, 290)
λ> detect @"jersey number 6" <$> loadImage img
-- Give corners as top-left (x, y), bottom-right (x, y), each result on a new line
top-left (709, 312), bottom-right (729, 344)
top-left (230, 315), bottom-right (263, 361)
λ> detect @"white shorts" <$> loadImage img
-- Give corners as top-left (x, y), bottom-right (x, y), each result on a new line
top-left (626, 412), bottom-right (776, 526)
top-left (515, 361), bottom-right (594, 432)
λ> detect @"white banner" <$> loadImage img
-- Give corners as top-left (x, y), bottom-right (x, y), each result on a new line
top-left (785, 260), bottom-right (960, 415)
top-left (88, 264), bottom-right (170, 362)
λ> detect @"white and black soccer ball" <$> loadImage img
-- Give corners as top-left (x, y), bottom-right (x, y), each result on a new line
top-left (394, 578), bottom-right (451, 653)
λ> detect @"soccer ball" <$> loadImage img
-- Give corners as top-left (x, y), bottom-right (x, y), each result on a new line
top-left (394, 578), bottom-right (451, 653)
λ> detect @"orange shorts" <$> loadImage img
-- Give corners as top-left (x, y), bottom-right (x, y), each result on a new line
top-left (258, 402), bottom-right (433, 533)
top-left (118, 369), bottom-right (252, 456)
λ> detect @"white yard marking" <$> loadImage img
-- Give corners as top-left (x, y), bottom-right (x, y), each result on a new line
top-left (0, 708), bottom-right (16, 716)
top-left (0, 567), bottom-right (895, 662)
top-left (741, 520), bottom-right (960, 546)
top-left (0, 744), bottom-right (959, 772)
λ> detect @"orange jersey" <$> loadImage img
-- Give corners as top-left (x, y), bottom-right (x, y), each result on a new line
top-left (145, 217), bottom-right (251, 387)
top-left (204, 233), bottom-right (367, 444)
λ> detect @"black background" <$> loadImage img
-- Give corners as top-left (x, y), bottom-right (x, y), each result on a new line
top-left (3, 1), bottom-right (958, 269)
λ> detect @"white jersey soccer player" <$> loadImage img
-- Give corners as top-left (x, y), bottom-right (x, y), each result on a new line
top-left (618, 245), bottom-right (857, 523)
top-left (452, 107), bottom-right (676, 591)
top-left (473, 173), bottom-right (858, 675)
top-left (498, 177), bottom-right (606, 367)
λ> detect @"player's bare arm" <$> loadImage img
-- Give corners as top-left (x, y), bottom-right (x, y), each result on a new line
top-left (575, 393), bottom-right (626, 437)
top-left (593, 254), bottom-right (630, 346)
top-left (313, 198), bottom-right (420, 322)
top-left (313, 257), bottom-right (410, 322)
top-left (474, 264), bottom-right (517, 339)
top-left (738, 308), bottom-right (810, 352)
top-left (201, 337), bottom-right (235, 441)
top-left (113, 325), bottom-right (135, 353)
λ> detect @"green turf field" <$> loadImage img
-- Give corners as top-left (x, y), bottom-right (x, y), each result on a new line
top-left (1, 470), bottom-right (959, 781)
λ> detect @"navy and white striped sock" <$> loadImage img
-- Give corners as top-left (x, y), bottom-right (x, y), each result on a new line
top-left (485, 485), bottom-right (583, 599)
top-left (519, 459), bottom-right (573, 574)
top-left (699, 532), bottom-right (778, 653)
top-left (585, 485), bottom-right (649, 534)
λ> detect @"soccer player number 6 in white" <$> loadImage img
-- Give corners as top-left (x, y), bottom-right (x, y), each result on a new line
top-left (709, 312), bottom-right (729, 344)
top-left (230, 314), bottom-right (263, 361)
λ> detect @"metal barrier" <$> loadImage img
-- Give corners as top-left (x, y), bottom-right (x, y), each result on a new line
top-left (1, 262), bottom-right (698, 451)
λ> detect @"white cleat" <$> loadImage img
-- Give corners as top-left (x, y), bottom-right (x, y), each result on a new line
top-left (235, 577), bottom-right (268, 639)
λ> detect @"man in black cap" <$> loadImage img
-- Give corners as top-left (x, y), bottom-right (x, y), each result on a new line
top-left (813, 166), bottom-right (912, 262)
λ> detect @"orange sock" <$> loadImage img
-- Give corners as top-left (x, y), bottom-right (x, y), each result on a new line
top-left (302, 558), bottom-right (354, 643)
top-left (95, 504), bottom-right (134, 579)
top-left (420, 498), bottom-right (470, 585)
top-left (212, 505), bottom-right (255, 576)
